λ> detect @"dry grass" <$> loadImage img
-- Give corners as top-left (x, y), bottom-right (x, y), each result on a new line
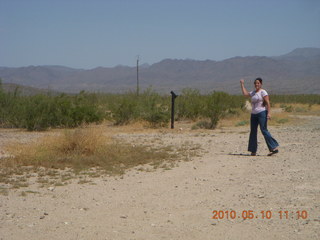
top-left (0, 126), bottom-right (200, 189)
top-left (0, 187), bottom-right (9, 196)
top-left (219, 109), bottom-right (249, 128)
top-left (219, 103), bottom-right (320, 128)
top-left (278, 103), bottom-right (320, 115)
top-left (2, 128), bottom-right (172, 173)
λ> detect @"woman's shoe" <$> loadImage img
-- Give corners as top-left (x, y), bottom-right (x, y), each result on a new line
top-left (251, 152), bottom-right (256, 156)
top-left (268, 149), bottom-right (279, 156)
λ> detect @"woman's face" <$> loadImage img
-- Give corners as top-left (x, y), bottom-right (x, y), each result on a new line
top-left (254, 80), bottom-right (262, 90)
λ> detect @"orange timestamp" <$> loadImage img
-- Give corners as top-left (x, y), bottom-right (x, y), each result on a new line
top-left (212, 210), bottom-right (308, 220)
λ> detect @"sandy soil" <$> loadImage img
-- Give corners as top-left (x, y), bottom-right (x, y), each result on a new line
top-left (1, 116), bottom-right (320, 240)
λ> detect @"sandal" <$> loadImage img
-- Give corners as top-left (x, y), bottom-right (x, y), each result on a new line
top-left (268, 149), bottom-right (279, 156)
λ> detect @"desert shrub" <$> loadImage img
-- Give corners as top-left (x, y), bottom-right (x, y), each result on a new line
top-left (0, 87), bottom-right (104, 130)
top-left (109, 89), bottom-right (170, 126)
top-left (203, 92), bottom-right (229, 129)
top-left (143, 108), bottom-right (170, 127)
top-left (108, 89), bottom-right (245, 129)
top-left (276, 118), bottom-right (289, 124)
top-left (0, 87), bottom-right (25, 127)
top-left (236, 120), bottom-right (249, 126)
top-left (282, 105), bottom-right (293, 112)
top-left (280, 104), bottom-right (311, 113)
top-left (202, 91), bottom-right (245, 129)
top-left (68, 92), bottom-right (105, 126)
top-left (175, 88), bottom-right (206, 120)
top-left (0, 80), bottom-right (253, 131)
top-left (109, 93), bottom-right (139, 125)
top-left (294, 106), bottom-right (309, 112)
top-left (138, 89), bottom-right (170, 127)
top-left (191, 120), bottom-right (212, 130)
top-left (22, 94), bottom-right (56, 131)
top-left (272, 95), bottom-right (320, 105)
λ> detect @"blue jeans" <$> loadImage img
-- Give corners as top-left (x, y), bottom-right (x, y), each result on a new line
top-left (248, 110), bottom-right (279, 153)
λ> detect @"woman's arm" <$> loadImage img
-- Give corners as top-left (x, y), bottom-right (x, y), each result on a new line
top-left (263, 95), bottom-right (271, 119)
top-left (240, 79), bottom-right (250, 97)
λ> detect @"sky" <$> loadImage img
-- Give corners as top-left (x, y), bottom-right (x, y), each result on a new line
top-left (0, 0), bottom-right (320, 69)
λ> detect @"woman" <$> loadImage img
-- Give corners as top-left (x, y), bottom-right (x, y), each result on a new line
top-left (240, 78), bottom-right (279, 156)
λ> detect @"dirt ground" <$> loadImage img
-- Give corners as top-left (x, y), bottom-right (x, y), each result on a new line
top-left (0, 115), bottom-right (320, 240)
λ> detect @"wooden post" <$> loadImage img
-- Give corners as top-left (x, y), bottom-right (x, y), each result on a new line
top-left (170, 91), bottom-right (178, 129)
top-left (136, 56), bottom-right (139, 96)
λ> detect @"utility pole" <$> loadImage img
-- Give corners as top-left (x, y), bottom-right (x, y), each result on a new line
top-left (136, 55), bottom-right (139, 96)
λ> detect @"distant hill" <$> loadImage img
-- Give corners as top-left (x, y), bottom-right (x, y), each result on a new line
top-left (274, 47), bottom-right (320, 60)
top-left (1, 47), bottom-right (320, 94)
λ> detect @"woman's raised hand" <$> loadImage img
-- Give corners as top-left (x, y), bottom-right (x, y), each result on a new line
top-left (240, 79), bottom-right (245, 84)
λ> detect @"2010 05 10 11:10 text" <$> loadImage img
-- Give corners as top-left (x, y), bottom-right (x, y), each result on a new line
top-left (212, 210), bottom-right (308, 220)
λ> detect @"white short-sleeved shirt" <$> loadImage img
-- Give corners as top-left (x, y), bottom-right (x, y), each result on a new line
top-left (250, 89), bottom-right (268, 114)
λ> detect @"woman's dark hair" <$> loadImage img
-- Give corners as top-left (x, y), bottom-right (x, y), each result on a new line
top-left (254, 77), bottom-right (263, 84)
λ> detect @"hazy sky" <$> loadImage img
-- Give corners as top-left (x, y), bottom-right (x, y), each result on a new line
top-left (1, 0), bottom-right (319, 69)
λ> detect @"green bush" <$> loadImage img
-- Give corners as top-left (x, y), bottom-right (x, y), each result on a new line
top-left (111, 93), bottom-right (139, 125)
top-left (202, 92), bottom-right (245, 129)
top-left (272, 95), bottom-right (320, 105)
top-left (139, 89), bottom-right (170, 127)
top-left (5, 79), bottom-right (317, 131)
top-left (175, 88), bottom-right (205, 120)
top-left (108, 89), bottom-right (170, 127)
top-left (0, 85), bottom-right (104, 130)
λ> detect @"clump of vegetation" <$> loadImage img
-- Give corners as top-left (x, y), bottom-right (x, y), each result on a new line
top-left (272, 94), bottom-right (320, 105)
top-left (0, 84), bottom-right (105, 130)
top-left (177, 90), bottom-right (245, 129)
top-left (0, 127), bottom-right (201, 188)
top-left (276, 118), bottom-right (289, 124)
top-left (0, 84), bottom-right (245, 131)
top-left (2, 128), bottom-right (177, 174)
top-left (204, 92), bottom-right (243, 129)
top-left (281, 104), bottom-right (294, 112)
top-left (109, 89), bottom-right (170, 127)
top-left (191, 120), bottom-right (212, 130)
top-left (2, 79), bottom-right (319, 131)
top-left (176, 88), bottom-right (206, 120)
top-left (280, 103), bottom-right (313, 113)
top-left (236, 120), bottom-right (249, 126)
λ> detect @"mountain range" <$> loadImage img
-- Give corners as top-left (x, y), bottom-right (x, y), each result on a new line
top-left (1, 47), bottom-right (320, 95)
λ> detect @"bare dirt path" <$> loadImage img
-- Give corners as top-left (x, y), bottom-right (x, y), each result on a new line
top-left (1, 117), bottom-right (319, 240)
